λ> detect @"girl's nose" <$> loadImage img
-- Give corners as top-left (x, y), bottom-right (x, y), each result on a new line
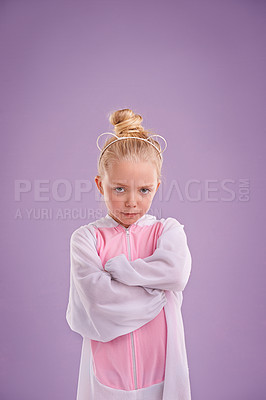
top-left (125, 193), bottom-right (137, 207)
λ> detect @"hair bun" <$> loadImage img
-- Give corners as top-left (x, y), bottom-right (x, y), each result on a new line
top-left (109, 108), bottom-right (145, 136)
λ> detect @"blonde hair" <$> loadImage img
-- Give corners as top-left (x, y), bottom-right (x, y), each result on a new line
top-left (97, 108), bottom-right (164, 182)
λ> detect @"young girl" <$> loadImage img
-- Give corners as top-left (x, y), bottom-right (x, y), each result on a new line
top-left (66, 108), bottom-right (192, 400)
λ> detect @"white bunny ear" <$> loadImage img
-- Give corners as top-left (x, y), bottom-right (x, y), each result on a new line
top-left (147, 134), bottom-right (168, 154)
top-left (96, 132), bottom-right (119, 152)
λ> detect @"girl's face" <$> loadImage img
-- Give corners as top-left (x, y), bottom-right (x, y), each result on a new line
top-left (95, 160), bottom-right (160, 228)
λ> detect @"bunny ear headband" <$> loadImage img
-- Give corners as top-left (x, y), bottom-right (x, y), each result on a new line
top-left (96, 132), bottom-right (167, 160)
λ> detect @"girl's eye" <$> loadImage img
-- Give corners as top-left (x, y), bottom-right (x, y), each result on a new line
top-left (113, 187), bottom-right (151, 194)
top-left (140, 188), bottom-right (150, 194)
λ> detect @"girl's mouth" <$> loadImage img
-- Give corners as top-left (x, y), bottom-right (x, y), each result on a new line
top-left (122, 212), bottom-right (138, 217)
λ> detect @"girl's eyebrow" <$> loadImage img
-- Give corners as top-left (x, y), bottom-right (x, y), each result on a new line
top-left (112, 182), bottom-right (155, 188)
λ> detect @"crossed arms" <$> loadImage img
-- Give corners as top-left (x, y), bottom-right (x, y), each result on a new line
top-left (66, 218), bottom-right (191, 341)
top-left (105, 218), bottom-right (192, 292)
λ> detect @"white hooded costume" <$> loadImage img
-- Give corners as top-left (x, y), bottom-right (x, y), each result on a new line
top-left (66, 213), bottom-right (192, 400)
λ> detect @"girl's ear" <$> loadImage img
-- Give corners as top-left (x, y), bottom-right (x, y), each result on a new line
top-left (95, 175), bottom-right (104, 195)
top-left (156, 181), bottom-right (161, 192)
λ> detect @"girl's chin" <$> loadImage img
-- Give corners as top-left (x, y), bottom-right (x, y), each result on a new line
top-left (109, 211), bottom-right (143, 226)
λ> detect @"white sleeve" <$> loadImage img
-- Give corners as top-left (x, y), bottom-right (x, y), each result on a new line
top-left (105, 218), bottom-right (192, 292)
top-left (65, 225), bottom-right (167, 342)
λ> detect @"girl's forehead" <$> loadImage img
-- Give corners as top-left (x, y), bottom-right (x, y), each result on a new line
top-left (105, 160), bottom-right (157, 185)
top-left (106, 161), bottom-right (157, 179)
top-left (109, 159), bottom-right (155, 172)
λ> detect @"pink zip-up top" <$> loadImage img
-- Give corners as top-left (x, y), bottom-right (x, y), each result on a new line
top-left (66, 213), bottom-right (192, 400)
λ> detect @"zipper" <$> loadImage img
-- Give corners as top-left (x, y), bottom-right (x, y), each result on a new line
top-left (125, 227), bottom-right (138, 390)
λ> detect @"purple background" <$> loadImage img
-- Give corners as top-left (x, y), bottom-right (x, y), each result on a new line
top-left (1, 0), bottom-right (265, 399)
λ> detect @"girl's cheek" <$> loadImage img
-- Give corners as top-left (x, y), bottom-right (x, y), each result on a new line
top-left (108, 191), bottom-right (119, 201)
